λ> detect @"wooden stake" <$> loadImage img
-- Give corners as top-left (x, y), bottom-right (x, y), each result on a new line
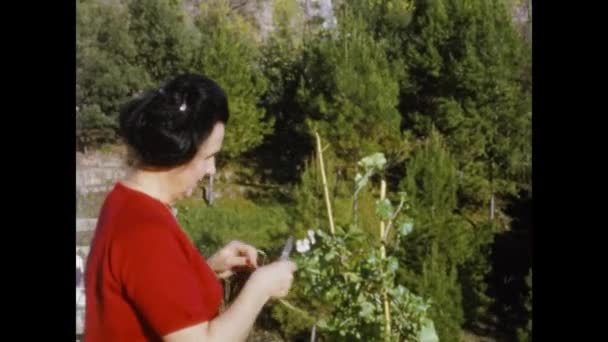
top-left (380, 180), bottom-right (387, 258)
top-left (315, 132), bottom-right (335, 235)
top-left (379, 180), bottom-right (391, 338)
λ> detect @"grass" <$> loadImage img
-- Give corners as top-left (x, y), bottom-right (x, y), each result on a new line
top-left (175, 195), bottom-right (292, 258)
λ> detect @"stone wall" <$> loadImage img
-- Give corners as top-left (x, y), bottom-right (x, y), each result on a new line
top-left (76, 150), bottom-right (128, 195)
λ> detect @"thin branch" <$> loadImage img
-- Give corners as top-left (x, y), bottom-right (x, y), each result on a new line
top-left (316, 132), bottom-right (335, 235)
top-left (382, 197), bottom-right (406, 242)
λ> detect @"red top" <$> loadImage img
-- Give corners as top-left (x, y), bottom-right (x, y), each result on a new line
top-left (84, 183), bottom-right (223, 342)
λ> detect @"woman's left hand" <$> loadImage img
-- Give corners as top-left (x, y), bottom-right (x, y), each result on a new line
top-left (207, 240), bottom-right (258, 279)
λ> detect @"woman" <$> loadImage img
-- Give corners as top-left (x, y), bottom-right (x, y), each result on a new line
top-left (84, 73), bottom-right (296, 342)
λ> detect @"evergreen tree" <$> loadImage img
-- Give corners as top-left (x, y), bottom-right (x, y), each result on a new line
top-left (397, 130), bottom-right (494, 329)
top-left (254, 0), bottom-right (313, 183)
top-left (127, 0), bottom-right (197, 82)
top-left (192, 0), bottom-right (272, 158)
top-left (416, 242), bottom-right (464, 342)
top-left (400, 0), bottom-right (532, 218)
top-left (297, 11), bottom-right (404, 173)
top-left (399, 129), bottom-right (475, 269)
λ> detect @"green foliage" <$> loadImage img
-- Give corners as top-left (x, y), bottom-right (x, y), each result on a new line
top-left (346, 0), bottom-right (415, 56)
top-left (402, 129), bottom-right (457, 214)
top-left (399, 131), bottom-right (476, 268)
top-left (76, 0), bottom-right (151, 149)
top-left (355, 152), bottom-right (387, 195)
top-left (76, 2), bottom-right (532, 339)
top-left (400, 0), bottom-right (532, 210)
top-left (279, 153), bottom-right (436, 341)
top-left (127, 0), bottom-right (197, 82)
top-left (397, 131), bottom-right (494, 330)
top-left (176, 197), bottom-right (290, 257)
top-left (287, 149), bottom-right (379, 250)
top-left (289, 153), bottom-right (336, 237)
top-left (295, 229), bottom-right (431, 341)
top-left (272, 0), bottom-right (306, 45)
top-left (459, 229), bottom-right (494, 324)
top-left (76, 104), bottom-right (117, 148)
top-left (297, 12), bottom-right (404, 170)
top-left (415, 242), bottom-right (464, 342)
top-left (254, 0), bottom-right (312, 183)
top-left (194, 0), bottom-right (272, 158)
top-left (334, 188), bottom-right (382, 241)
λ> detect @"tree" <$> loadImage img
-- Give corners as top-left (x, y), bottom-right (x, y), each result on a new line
top-left (127, 0), bottom-right (198, 82)
top-left (415, 242), bottom-right (465, 342)
top-left (399, 130), bottom-right (475, 269)
top-left (192, 0), bottom-right (272, 158)
top-left (397, 130), bottom-right (494, 329)
top-left (345, 0), bottom-right (415, 58)
top-left (253, 0), bottom-right (313, 183)
top-left (400, 0), bottom-right (532, 219)
top-left (76, 0), bottom-right (151, 149)
top-left (297, 11), bottom-right (405, 174)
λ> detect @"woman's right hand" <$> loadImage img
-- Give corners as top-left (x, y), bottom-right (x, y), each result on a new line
top-left (249, 260), bottom-right (297, 299)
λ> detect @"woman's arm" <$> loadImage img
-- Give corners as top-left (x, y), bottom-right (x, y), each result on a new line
top-left (163, 260), bottom-right (296, 342)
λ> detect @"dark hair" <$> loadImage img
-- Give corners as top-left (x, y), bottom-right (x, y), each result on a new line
top-left (119, 73), bottom-right (229, 167)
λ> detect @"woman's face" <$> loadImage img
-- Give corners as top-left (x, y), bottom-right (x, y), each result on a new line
top-left (176, 123), bottom-right (225, 199)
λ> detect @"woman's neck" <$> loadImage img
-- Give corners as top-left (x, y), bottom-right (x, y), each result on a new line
top-left (121, 169), bottom-right (179, 206)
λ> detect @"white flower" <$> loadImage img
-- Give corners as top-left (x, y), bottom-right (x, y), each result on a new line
top-left (307, 229), bottom-right (316, 245)
top-left (296, 239), bottom-right (311, 253)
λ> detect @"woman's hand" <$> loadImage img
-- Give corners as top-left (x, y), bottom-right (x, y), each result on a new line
top-left (207, 240), bottom-right (258, 279)
top-left (249, 260), bottom-right (297, 299)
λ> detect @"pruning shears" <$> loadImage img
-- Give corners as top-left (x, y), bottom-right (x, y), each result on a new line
top-left (280, 236), bottom-right (294, 261)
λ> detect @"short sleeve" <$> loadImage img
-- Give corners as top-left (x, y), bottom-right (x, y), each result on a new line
top-left (113, 224), bottom-right (216, 337)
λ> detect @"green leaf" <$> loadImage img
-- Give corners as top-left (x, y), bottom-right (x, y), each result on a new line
top-left (419, 318), bottom-right (439, 342)
top-left (324, 250), bottom-right (337, 261)
top-left (344, 272), bottom-right (361, 282)
top-left (359, 301), bottom-right (375, 319)
top-left (358, 152), bottom-right (387, 171)
top-left (387, 258), bottom-right (399, 273)
top-left (316, 229), bottom-right (329, 239)
top-left (399, 222), bottom-right (414, 236)
top-left (376, 198), bottom-right (394, 220)
top-left (354, 172), bottom-right (370, 193)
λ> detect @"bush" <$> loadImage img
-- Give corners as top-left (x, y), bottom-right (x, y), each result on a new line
top-left (176, 197), bottom-right (291, 258)
top-left (272, 152), bottom-right (437, 341)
